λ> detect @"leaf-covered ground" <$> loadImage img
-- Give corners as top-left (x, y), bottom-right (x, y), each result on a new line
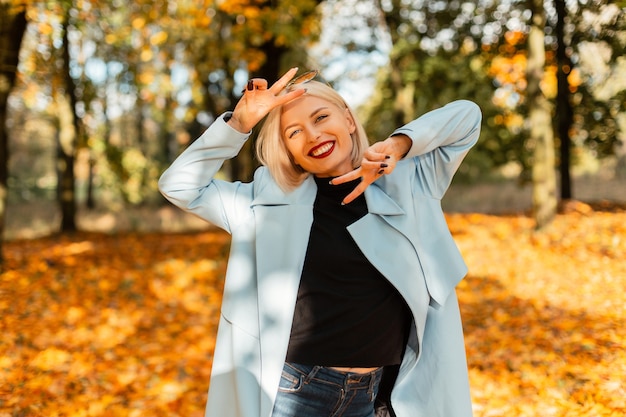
top-left (1, 205), bottom-right (624, 416)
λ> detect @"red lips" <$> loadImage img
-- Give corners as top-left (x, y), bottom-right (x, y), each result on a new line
top-left (308, 141), bottom-right (335, 158)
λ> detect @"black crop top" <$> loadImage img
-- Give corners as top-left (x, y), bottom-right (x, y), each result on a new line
top-left (286, 176), bottom-right (412, 367)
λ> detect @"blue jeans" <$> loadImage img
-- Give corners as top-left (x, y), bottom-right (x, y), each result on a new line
top-left (271, 363), bottom-right (383, 417)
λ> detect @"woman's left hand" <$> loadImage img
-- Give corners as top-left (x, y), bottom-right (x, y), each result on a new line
top-left (331, 134), bottom-right (412, 205)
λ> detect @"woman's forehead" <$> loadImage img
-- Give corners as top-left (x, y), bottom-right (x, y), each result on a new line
top-left (281, 94), bottom-right (339, 118)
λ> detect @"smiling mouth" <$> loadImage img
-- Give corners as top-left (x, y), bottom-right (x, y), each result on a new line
top-left (309, 141), bottom-right (334, 158)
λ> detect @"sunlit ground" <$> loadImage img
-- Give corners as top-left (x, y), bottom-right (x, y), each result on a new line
top-left (452, 207), bottom-right (625, 417)
top-left (1, 206), bottom-right (624, 416)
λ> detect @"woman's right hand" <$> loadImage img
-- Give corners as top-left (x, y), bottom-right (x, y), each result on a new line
top-left (227, 67), bottom-right (306, 133)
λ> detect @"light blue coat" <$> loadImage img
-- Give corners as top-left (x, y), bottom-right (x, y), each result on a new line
top-left (158, 100), bottom-right (482, 417)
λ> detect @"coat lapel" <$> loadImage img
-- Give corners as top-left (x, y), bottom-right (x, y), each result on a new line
top-left (251, 176), bottom-right (316, 416)
top-left (351, 183), bottom-right (431, 357)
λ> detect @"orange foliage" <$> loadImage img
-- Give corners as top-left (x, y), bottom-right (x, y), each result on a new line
top-left (451, 205), bottom-right (626, 416)
top-left (1, 207), bottom-right (625, 416)
top-left (1, 231), bottom-right (230, 416)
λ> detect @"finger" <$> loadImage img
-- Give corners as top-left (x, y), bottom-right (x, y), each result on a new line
top-left (269, 67), bottom-right (299, 93)
top-left (241, 80), bottom-right (253, 93)
top-left (341, 182), bottom-right (368, 205)
top-left (356, 162), bottom-right (389, 179)
top-left (274, 88), bottom-right (306, 106)
top-left (243, 78), bottom-right (266, 93)
top-left (360, 159), bottom-right (389, 171)
top-left (363, 148), bottom-right (390, 163)
top-left (331, 167), bottom-right (363, 185)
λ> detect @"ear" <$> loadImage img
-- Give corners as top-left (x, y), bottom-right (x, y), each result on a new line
top-left (344, 108), bottom-right (357, 134)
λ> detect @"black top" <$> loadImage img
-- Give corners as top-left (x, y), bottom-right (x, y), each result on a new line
top-left (286, 176), bottom-right (412, 367)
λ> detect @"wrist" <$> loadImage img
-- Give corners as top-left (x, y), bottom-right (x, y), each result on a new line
top-left (226, 113), bottom-right (249, 133)
top-left (388, 134), bottom-right (412, 159)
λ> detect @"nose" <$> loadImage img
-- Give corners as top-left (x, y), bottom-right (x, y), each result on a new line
top-left (304, 125), bottom-right (320, 143)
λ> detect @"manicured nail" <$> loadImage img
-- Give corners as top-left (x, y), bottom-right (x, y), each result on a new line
top-left (329, 180), bottom-right (334, 185)
top-left (380, 163), bottom-right (388, 168)
top-left (247, 80), bottom-right (254, 91)
top-left (341, 201), bottom-right (346, 206)
top-left (385, 155), bottom-right (391, 159)
top-left (378, 169), bottom-right (385, 175)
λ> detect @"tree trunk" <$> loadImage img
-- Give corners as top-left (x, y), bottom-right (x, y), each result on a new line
top-left (527, 0), bottom-right (557, 229)
top-left (0, 5), bottom-right (27, 268)
top-left (555, 0), bottom-right (574, 200)
top-left (55, 93), bottom-right (78, 232)
top-left (378, 0), bottom-right (414, 127)
top-left (86, 156), bottom-right (95, 209)
top-left (230, 40), bottom-right (288, 183)
top-left (57, 11), bottom-right (79, 232)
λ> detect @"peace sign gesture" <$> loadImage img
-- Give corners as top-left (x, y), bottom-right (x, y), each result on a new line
top-left (227, 67), bottom-right (306, 133)
top-left (331, 135), bottom-right (412, 205)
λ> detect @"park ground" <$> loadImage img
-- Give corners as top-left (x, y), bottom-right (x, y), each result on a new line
top-left (0, 177), bottom-right (624, 416)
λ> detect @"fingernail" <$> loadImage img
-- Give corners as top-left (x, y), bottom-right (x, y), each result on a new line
top-left (378, 169), bottom-right (385, 175)
top-left (385, 155), bottom-right (391, 159)
top-left (341, 201), bottom-right (346, 206)
top-left (247, 80), bottom-right (254, 91)
top-left (380, 163), bottom-right (388, 168)
top-left (329, 180), bottom-right (334, 185)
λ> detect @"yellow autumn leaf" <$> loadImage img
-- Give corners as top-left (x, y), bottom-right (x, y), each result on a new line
top-left (132, 16), bottom-right (146, 30)
top-left (30, 348), bottom-right (72, 371)
top-left (150, 30), bottom-right (168, 46)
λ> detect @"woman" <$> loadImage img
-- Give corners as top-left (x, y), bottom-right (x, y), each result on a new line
top-left (158, 67), bottom-right (482, 417)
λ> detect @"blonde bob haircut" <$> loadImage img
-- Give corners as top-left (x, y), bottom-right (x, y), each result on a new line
top-left (256, 80), bottom-right (370, 192)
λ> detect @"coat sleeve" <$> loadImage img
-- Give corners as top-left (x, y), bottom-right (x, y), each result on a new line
top-left (157, 113), bottom-right (254, 232)
top-left (392, 100), bottom-right (482, 199)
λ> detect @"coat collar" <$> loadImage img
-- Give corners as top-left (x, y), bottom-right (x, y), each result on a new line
top-left (251, 173), bottom-right (404, 217)
top-left (251, 174), bottom-right (316, 206)
top-left (364, 180), bottom-right (404, 216)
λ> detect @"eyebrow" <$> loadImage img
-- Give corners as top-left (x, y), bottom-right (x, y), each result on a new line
top-left (283, 107), bottom-right (329, 133)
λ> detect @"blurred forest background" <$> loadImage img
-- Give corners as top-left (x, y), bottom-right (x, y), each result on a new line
top-left (1, 0), bottom-right (625, 248)
top-left (1, 1), bottom-right (626, 416)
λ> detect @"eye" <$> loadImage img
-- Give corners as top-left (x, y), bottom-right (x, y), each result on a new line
top-left (287, 128), bottom-right (301, 139)
top-left (315, 114), bottom-right (328, 123)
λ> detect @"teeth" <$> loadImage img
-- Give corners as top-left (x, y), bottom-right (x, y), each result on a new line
top-left (311, 142), bottom-right (333, 156)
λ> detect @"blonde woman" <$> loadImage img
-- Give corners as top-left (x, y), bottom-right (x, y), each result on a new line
top-left (159, 67), bottom-right (482, 417)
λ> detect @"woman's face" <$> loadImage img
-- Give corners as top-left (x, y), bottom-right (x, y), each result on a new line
top-left (280, 95), bottom-right (357, 178)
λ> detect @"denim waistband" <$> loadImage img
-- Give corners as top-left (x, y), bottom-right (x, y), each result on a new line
top-left (285, 362), bottom-right (383, 388)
